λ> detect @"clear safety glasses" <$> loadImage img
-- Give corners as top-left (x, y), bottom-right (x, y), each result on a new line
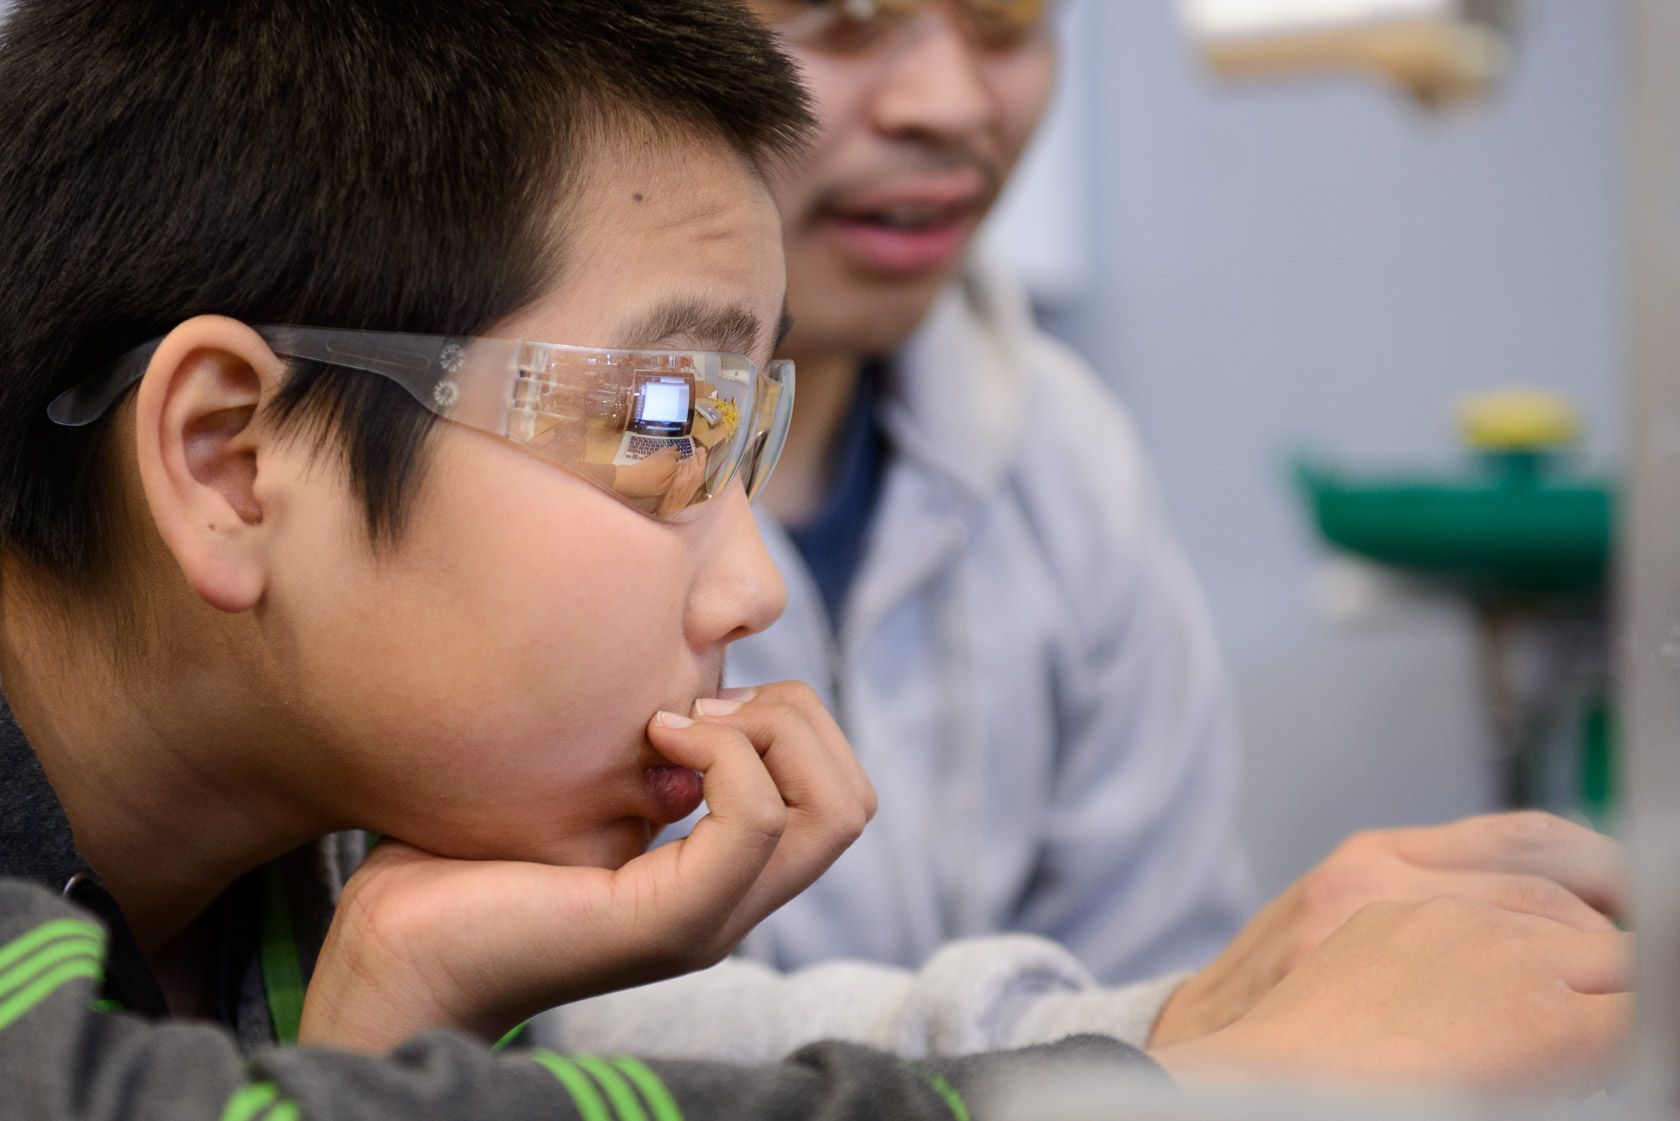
top-left (757, 0), bottom-right (1051, 52)
top-left (47, 327), bottom-right (795, 522)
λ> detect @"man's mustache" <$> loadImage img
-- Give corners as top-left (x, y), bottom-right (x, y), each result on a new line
top-left (808, 143), bottom-right (1004, 214)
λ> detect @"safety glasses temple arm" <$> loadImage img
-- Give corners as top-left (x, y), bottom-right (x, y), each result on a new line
top-left (45, 328), bottom-right (459, 428)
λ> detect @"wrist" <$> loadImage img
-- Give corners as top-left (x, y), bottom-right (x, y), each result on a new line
top-left (297, 987), bottom-right (407, 1055)
top-left (298, 976), bottom-right (514, 1055)
top-left (300, 914), bottom-right (480, 1054)
top-left (1148, 1023), bottom-right (1276, 1089)
top-left (1146, 969), bottom-right (1231, 1050)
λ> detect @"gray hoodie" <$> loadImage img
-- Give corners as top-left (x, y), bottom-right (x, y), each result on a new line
top-left (0, 696), bottom-right (1163, 1121)
top-left (728, 254), bottom-right (1252, 983)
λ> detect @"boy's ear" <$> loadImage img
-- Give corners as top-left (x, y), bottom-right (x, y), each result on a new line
top-left (131, 316), bottom-right (290, 614)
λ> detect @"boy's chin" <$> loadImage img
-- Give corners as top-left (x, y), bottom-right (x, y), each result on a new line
top-left (391, 815), bottom-right (656, 871)
top-left (525, 816), bottom-right (658, 871)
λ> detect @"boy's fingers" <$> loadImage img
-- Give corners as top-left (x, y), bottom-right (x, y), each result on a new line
top-left (694, 700), bottom-right (865, 844)
top-left (1387, 812), bottom-right (1625, 919)
top-left (688, 693), bottom-right (870, 935)
top-left (698, 699), bottom-right (864, 854)
top-left (714, 682), bottom-right (876, 819)
top-left (645, 717), bottom-right (786, 905)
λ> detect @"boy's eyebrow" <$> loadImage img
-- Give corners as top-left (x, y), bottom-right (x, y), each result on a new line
top-left (621, 299), bottom-right (773, 364)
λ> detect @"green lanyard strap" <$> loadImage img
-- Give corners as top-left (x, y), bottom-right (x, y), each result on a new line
top-left (260, 848), bottom-right (520, 1053)
top-left (259, 862), bottom-right (306, 1046)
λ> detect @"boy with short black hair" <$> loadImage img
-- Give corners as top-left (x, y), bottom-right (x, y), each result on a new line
top-left (0, 0), bottom-right (1113, 1112)
top-left (0, 1), bottom-right (1628, 1117)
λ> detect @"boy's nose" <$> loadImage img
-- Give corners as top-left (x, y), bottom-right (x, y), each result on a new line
top-left (687, 482), bottom-right (788, 650)
top-left (868, 9), bottom-right (995, 144)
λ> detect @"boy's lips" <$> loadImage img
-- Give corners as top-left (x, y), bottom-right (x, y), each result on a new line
top-left (643, 764), bottom-right (705, 824)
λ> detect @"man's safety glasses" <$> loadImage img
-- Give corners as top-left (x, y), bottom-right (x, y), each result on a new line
top-left (757, 0), bottom-right (1051, 52)
top-left (47, 327), bottom-right (795, 522)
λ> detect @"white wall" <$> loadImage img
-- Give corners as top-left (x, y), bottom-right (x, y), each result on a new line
top-left (1029, 0), bottom-right (1625, 895)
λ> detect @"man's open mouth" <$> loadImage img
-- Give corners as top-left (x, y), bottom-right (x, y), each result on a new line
top-left (833, 198), bottom-right (974, 232)
top-left (816, 169), bottom-right (992, 275)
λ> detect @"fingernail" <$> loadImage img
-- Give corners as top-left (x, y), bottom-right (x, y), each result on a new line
top-left (693, 697), bottom-right (745, 717)
top-left (717, 686), bottom-right (758, 702)
top-left (653, 710), bottom-right (695, 728)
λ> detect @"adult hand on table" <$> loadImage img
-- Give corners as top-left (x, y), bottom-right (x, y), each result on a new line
top-left (1151, 895), bottom-right (1630, 1090)
top-left (1150, 811), bottom-right (1624, 1049)
top-left (298, 682), bottom-right (875, 1055)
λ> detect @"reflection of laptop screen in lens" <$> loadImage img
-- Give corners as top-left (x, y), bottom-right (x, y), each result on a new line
top-left (633, 375), bottom-right (691, 437)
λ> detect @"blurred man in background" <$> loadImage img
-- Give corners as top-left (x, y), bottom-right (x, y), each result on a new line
top-left (721, 0), bottom-right (1254, 984)
top-left (536, 2), bottom-right (1632, 1072)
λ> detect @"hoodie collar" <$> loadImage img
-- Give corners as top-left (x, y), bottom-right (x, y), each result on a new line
top-left (0, 691), bottom-right (93, 893)
top-left (0, 689), bottom-right (170, 1017)
top-left (878, 251), bottom-right (1036, 504)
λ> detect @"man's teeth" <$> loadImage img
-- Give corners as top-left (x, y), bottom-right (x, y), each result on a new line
top-left (864, 203), bottom-right (951, 231)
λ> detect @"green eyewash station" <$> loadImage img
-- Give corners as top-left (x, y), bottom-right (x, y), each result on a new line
top-left (1297, 390), bottom-right (1618, 827)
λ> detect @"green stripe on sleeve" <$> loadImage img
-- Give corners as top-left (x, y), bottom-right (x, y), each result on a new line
top-left (574, 1053), bottom-right (650, 1121)
top-left (0, 919), bottom-right (104, 974)
top-left (265, 1100), bottom-right (301, 1121)
top-left (0, 957), bottom-right (104, 1033)
top-left (0, 936), bottom-right (104, 1002)
top-left (220, 1082), bottom-right (279, 1121)
top-left (491, 1019), bottom-right (528, 1052)
top-left (531, 1050), bottom-right (613, 1121)
top-left (903, 1062), bottom-right (972, 1121)
top-left (609, 1056), bottom-right (685, 1121)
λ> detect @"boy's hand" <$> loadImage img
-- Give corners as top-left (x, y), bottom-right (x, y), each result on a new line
top-left (1150, 811), bottom-right (1624, 1048)
top-left (680, 683), bottom-right (877, 938)
top-left (1151, 895), bottom-right (1630, 1090)
top-left (298, 681), bottom-right (875, 1054)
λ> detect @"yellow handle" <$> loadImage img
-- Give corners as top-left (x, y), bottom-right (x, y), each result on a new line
top-left (1458, 388), bottom-right (1582, 451)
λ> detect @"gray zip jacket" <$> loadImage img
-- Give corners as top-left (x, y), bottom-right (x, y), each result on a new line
top-left (730, 254), bottom-right (1255, 984)
top-left (0, 697), bottom-right (1163, 1121)
top-left (0, 880), bottom-right (1156, 1121)
top-left (536, 255), bottom-right (1254, 1065)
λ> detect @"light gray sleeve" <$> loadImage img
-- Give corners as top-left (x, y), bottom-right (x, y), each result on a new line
top-left (530, 933), bottom-right (1190, 1062)
top-left (1003, 330), bottom-right (1258, 983)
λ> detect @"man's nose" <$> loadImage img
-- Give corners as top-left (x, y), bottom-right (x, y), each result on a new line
top-left (687, 482), bottom-right (788, 650)
top-left (869, 8), bottom-right (995, 143)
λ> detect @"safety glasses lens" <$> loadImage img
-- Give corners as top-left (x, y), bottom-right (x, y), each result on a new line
top-left (742, 361), bottom-right (795, 501)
